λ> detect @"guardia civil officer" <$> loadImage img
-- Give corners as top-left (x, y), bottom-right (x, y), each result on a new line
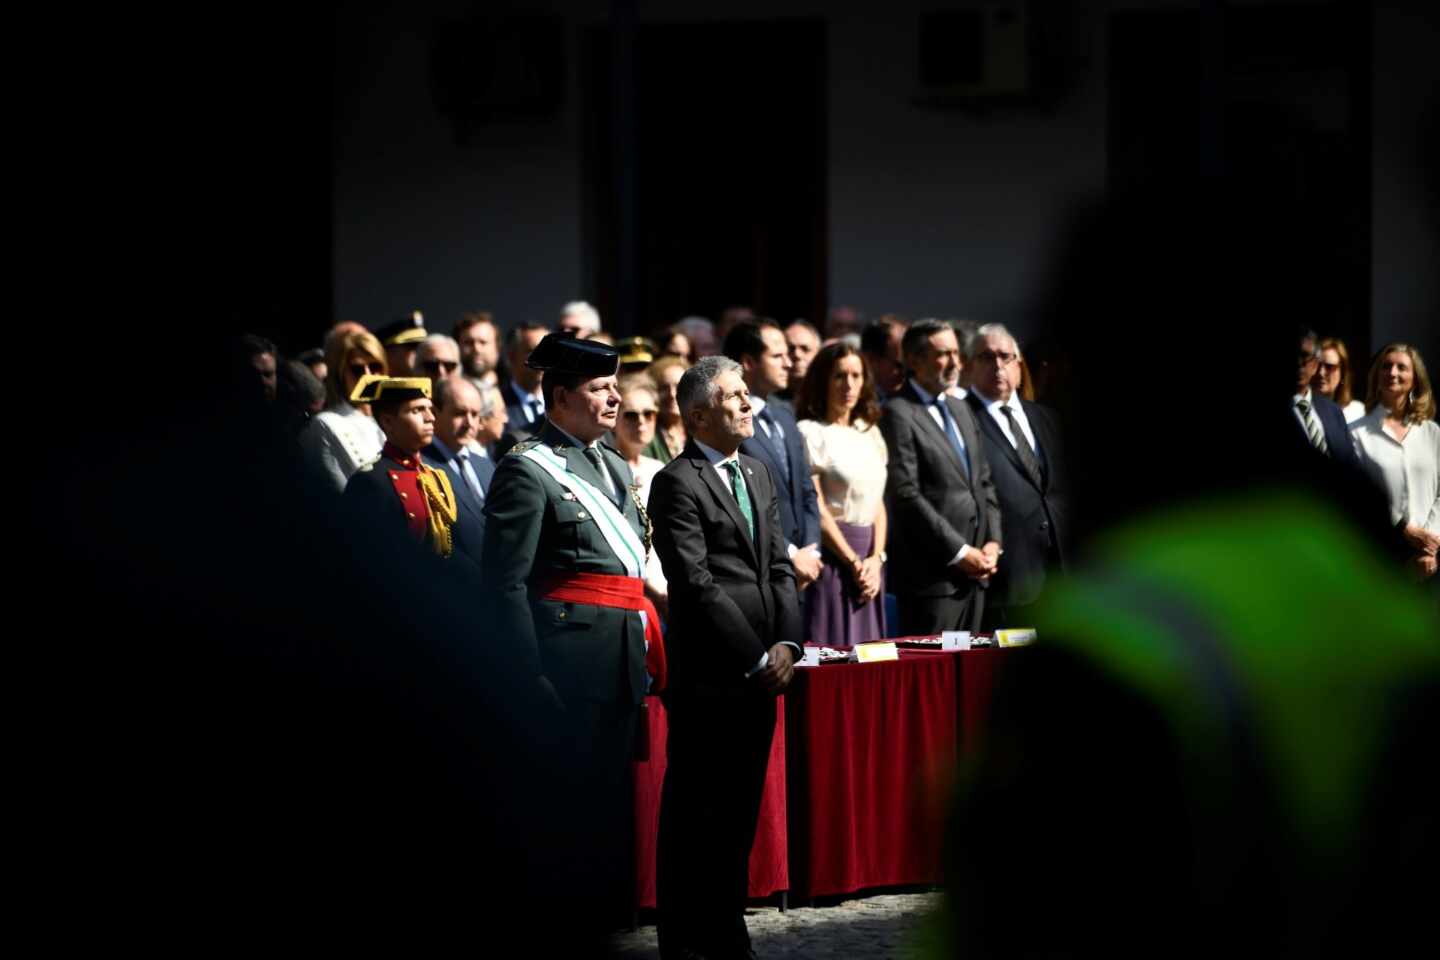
top-left (482, 333), bottom-right (664, 946)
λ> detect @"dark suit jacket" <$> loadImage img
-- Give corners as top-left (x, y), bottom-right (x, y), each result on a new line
top-left (966, 394), bottom-right (1069, 608)
top-left (421, 442), bottom-right (494, 571)
top-left (880, 382), bottom-right (1003, 597)
top-left (483, 421), bottom-right (648, 706)
top-left (503, 380), bottom-right (544, 432)
top-left (1295, 393), bottom-right (1360, 467)
top-left (649, 443), bottom-right (802, 696)
top-left (740, 400), bottom-right (821, 550)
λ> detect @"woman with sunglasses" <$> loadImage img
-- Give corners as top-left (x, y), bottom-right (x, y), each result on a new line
top-left (615, 374), bottom-right (669, 618)
top-left (642, 355), bottom-right (691, 464)
top-left (300, 329), bottom-right (390, 493)
top-left (1313, 337), bottom-right (1366, 424)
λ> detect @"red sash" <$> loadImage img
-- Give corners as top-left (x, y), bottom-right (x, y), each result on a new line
top-left (538, 572), bottom-right (666, 692)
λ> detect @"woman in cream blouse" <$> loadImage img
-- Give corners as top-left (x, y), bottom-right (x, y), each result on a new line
top-left (794, 342), bottom-right (889, 648)
top-left (1350, 342), bottom-right (1439, 583)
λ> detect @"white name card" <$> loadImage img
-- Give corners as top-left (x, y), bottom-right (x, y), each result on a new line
top-left (941, 631), bottom-right (971, 651)
top-left (798, 646), bottom-right (821, 667)
top-left (855, 641), bottom-right (900, 663)
top-left (996, 628), bottom-right (1037, 647)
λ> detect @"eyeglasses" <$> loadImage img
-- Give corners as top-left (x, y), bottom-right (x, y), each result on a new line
top-left (622, 409), bottom-right (658, 422)
top-left (1317, 361), bottom-right (1341, 374)
top-left (421, 359), bottom-right (460, 374)
top-left (349, 362), bottom-right (383, 377)
top-left (974, 350), bottom-right (1018, 366)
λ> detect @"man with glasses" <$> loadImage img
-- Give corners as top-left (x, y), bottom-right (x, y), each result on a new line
top-left (880, 318), bottom-right (1002, 634)
top-left (965, 324), bottom-right (1069, 631)
top-left (1292, 326), bottom-right (1359, 466)
top-left (416, 333), bottom-right (462, 383)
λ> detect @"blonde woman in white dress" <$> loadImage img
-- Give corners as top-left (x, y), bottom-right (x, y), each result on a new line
top-left (1350, 342), bottom-right (1439, 585)
top-left (299, 329), bottom-right (388, 493)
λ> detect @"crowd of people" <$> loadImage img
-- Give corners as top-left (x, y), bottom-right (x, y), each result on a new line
top-left (234, 303), bottom-right (1437, 635)
top-left (222, 301), bottom-right (1435, 957)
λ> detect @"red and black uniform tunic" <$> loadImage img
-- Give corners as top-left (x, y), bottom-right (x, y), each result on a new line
top-left (342, 442), bottom-right (474, 577)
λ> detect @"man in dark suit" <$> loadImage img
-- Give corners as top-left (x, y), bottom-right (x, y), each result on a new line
top-left (496, 321), bottom-right (550, 456)
top-left (649, 355), bottom-right (803, 960)
top-left (1293, 327), bottom-right (1360, 466)
top-left (880, 319), bottom-right (1003, 635)
top-left (964, 324), bottom-right (1069, 630)
top-left (723, 319), bottom-right (824, 590)
top-left (482, 334), bottom-right (659, 949)
top-left (860, 316), bottom-right (908, 401)
top-left (420, 375), bottom-right (494, 570)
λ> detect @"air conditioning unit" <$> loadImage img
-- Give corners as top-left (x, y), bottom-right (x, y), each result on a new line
top-left (915, 2), bottom-right (1030, 104)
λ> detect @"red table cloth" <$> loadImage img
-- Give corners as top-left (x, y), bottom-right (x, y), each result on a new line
top-left (633, 695), bottom-right (788, 909)
top-left (785, 649), bottom-right (960, 898)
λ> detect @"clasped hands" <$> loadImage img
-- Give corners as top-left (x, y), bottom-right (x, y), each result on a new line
top-left (1404, 523), bottom-right (1439, 580)
top-left (846, 553), bottom-right (883, 604)
top-left (792, 543), bottom-right (825, 588)
top-left (957, 541), bottom-right (1002, 583)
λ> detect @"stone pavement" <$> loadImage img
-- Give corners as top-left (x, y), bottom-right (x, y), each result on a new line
top-left (611, 892), bottom-right (945, 959)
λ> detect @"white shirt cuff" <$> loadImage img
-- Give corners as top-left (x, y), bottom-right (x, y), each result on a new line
top-left (745, 651), bottom-right (770, 678)
top-left (949, 544), bottom-right (972, 566)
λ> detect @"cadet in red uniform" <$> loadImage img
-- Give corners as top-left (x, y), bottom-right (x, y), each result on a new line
top-left (343, 376), bottom-right (467, 573)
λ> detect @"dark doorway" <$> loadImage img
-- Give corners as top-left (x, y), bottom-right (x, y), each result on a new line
top-left (1108, 3), bottom-right (1372, 357)
top-left (584, 20), bottom-right (828, 337)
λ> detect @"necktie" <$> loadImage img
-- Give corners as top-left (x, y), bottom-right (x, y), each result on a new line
top-left (724, 461), bottom-right (755, 540)
top-left (1296, 399), bottom-right (1329, 454)
top-left (1000, 404), bottom-right (1043, 488)
top-left (758, 407), bottom-right (790, 478)
top-left (584, 446), bottom-right (620, 505)
top-left (934, 397), bottom-right (971, 478)
top-left (456, 449), bottom-right (485, 504)
top-left (526, 397), bottom-right (543, 424)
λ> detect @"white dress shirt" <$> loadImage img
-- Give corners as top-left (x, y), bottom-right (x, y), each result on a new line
top-left (509, 380), bottom-right (545, 424)
top-left (973, 388), bottom-right (1039, 454)
top-left (1350, 410), bottom-right (1440, 533)
top-left (430, 437), bottom-right (485, 503)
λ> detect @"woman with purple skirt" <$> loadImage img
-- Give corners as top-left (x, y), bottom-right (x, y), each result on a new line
top-left (795, 342), bottom-right (889, 648)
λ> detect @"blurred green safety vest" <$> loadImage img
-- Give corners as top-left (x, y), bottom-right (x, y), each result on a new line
top-left (1037, 488), bottom-right (1438, 874)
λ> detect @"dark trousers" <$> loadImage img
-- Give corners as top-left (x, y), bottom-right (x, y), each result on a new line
top-left (657, 693), bottom-right (777, 958)
top-left (896, 587), bottom-right (982, 636)
top-left (521, 698), bottom-right (638, 941)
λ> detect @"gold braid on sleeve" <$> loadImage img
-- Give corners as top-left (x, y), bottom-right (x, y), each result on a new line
top-left (630, 482), bottom-right (653, 560)
top-left (417, 464), bottom-right (459, 558)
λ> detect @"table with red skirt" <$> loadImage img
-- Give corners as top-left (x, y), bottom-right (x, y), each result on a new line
top-left (632, 643), bottom-right (1013, 906)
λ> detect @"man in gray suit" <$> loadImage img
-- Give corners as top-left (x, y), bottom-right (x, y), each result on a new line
top-left (880, 319), bottom-right (1003, 635)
